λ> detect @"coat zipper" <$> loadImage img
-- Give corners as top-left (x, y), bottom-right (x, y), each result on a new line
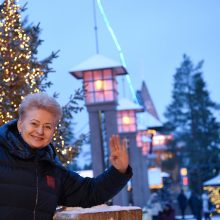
top-left (33, 165), bottom-right (39, 220)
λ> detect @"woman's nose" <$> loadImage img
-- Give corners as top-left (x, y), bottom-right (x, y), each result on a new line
top-left (36, 126), bottom-right (44, 134)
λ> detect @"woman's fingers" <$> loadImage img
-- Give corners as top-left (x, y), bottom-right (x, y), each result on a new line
top-left (115, 135), bottom-right (120, 150)
top-left (122, 138), bottom-right (127, 151)
top-left (110, 135), bottom-right (128, 155)
top-left (110, 135), bottom-right (120, 151)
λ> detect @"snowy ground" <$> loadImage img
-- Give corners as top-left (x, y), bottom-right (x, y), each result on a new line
top-left (176, 216), bottom-right (220, 220)
top-left (143, 214), bottom-right (220, 220)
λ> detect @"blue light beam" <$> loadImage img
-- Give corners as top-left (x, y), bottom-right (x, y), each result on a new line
top-left (97, 0), bottom-right (138, 103)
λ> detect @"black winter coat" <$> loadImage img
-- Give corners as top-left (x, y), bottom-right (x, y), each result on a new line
top-left (0, 120), bottom-right (132, 220)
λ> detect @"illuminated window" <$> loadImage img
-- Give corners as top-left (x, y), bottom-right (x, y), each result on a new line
top-left (117, 110), bottom-right (136, 133)
top-left (83, 69), bottom-right (118, 104)
top-left (152, 134), bottom-right (173, 146)
top-left (136, 130), bottom-right (152, 155)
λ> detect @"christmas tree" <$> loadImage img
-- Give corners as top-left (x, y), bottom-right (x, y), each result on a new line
top-left (0, 0), bottom-right (86, 166)
top-left (52, 90), bottom-right (88, 166)
top-left (0, 0), bottom-right (56, 122)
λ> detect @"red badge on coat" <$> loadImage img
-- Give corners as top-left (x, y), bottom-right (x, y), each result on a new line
top-left (46, 175), bottom-right (55, 189)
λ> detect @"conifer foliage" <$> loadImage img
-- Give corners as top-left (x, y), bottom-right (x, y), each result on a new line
top-left (0, 0), bottom-right (86, 166)
top-left (0, 0), bottom-right (55, 123)
top-left (164, 55), bottom-right (220, 192)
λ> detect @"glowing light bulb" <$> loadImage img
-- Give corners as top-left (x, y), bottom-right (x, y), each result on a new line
top-left (122, 116), bottom-right (130, 124)
top-left (95, 80), bottom-right (103, 90)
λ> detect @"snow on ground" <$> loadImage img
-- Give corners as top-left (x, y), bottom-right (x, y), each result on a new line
top-left (143, 214), bottom-right (220, 220)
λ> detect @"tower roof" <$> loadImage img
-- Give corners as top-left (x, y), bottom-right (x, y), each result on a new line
top-left (137, 111), bottom-right (162, 131)
top-left (70, 54), bottom-right (128, 79)
top-left (136, 81), bottom-right (160, 121)
top-left (117, 98), bottom-right (143, 112)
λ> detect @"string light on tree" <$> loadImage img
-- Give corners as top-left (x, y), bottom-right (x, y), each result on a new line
top-left (0, 0), bottom-right (41, 124)
top-left (0, 0), bottom-right (85, 166)
top-left (204, 186), bottom-right (220, 214)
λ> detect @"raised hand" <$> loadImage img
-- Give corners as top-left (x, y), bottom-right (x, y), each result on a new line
top-left (109, 134), bottom-right (129, 174)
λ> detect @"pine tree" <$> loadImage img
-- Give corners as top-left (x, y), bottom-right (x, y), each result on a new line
top-left (0, 0), bottom-right (86, 166)
top-left (187, 71), bottom-right (220, 191)
top-left (0, 0), bottom-right (56, 124)
top-left (164, 55), bottom-right (220, 192)
top-left (53, 90), bottom-right (88, 166)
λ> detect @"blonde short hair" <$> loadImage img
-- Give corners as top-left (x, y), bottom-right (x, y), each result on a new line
top-left (18, 93), bottom-right (62, 124)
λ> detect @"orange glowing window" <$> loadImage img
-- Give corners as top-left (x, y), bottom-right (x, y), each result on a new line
top-left (180, 168), bottom-right (188, 176)
top-left (117, 110), bottom-right (136, 133)
top-left (83, 69), bottom-right (118, 104)
top-left (122, 116), bottom-right (130, 124)
top-left (94, 80), bottom-right (104, 90)
top-left (104, 80), bottom-right (113, 90)
top-left (152, 134), bottom-right (173, 146)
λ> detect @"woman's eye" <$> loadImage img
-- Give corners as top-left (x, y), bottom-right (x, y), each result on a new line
top-left (31, 122), bottom-right (37, 126)
top-left (45, 125), bottom-right (52, 130)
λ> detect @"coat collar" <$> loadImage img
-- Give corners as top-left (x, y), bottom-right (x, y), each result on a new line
top-left (0, 119), bottom-right (56, 162)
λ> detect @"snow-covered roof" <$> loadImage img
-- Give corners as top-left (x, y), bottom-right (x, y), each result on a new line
top-left (70, 54), bottom-right (127, 79)
top-left (203, 174), bottom-right (220, 186)
top-left (137, 111), bottom-right (162, 130)
top-left (117, 98), bottom-right (143, 112)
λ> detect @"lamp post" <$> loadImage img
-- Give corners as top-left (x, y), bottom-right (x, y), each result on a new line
top-left (117, 98), bottom-right (149, 207)
top-left (70, 54), bottom-right (128, 205)
top-left (136, 111), bottom-right (164, 201)
top-left (70, 54), bottom-right (127, 175)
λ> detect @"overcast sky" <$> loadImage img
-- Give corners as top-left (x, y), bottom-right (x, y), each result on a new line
top-left (4, 0), bottom-right (220, 133)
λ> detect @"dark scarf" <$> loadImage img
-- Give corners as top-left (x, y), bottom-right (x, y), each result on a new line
top-left (0, 119), bottom-right (56, 163)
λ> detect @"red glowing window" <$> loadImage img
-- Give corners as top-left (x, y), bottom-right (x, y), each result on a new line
top-left (84, 82), bottom-right (94, 92)
top-left (93, 70), bottom-right (102, 80)
top-left (182, 176), bottom-right (188, 186)
top-left (103, 69), bottom-right (113, 79)
top-left (84, 71), bottom-right (93, 81)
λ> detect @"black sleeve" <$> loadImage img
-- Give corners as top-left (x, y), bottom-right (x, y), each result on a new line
top-left (58, 165), bottom-right (132, 208)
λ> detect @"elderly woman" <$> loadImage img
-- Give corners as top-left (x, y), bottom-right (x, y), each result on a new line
top-left (0, 93), bottom-right (132, 220)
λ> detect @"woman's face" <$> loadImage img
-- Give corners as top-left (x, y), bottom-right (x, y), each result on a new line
top-left (17, 108), bottom-right (56, 149)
